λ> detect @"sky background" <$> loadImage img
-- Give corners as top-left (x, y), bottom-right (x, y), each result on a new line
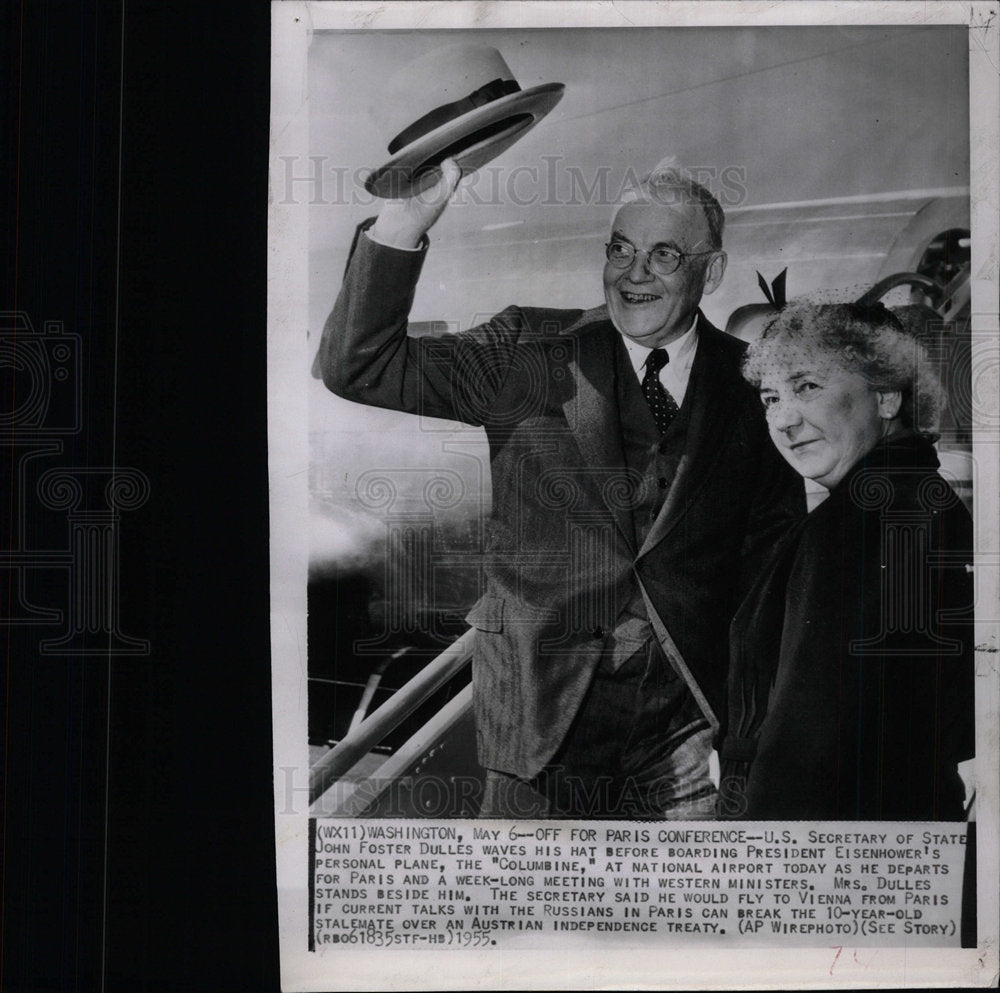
top-left (304, 24), bottom-right (970, 567)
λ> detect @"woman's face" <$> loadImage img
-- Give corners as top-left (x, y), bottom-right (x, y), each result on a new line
top-left (758, 351), bottom-right (887, 490)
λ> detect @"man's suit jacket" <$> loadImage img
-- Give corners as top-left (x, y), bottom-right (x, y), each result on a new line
top-left (317, 229), bottom-right (804, 779)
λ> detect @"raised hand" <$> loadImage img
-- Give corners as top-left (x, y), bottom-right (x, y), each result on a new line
top-left (370, 158), bottom-right (464, 250)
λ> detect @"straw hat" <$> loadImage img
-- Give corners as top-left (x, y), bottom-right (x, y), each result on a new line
top-left (364, 43), bottom-right (564, 199)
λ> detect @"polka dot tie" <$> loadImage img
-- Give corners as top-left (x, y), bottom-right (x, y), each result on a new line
top-left (642, 348), bottom-right (679, 434)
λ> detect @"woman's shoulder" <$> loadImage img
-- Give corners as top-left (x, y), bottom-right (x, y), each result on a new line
top-left (797, 436), bottom-right (972, 571)
top-left (821, 436), bottom-right (945, 508)
top-left (843, 437), bottom-right (970, 528)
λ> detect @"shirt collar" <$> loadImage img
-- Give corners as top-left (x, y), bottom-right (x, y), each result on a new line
top-left (618, 313), bottom-right (700, 377)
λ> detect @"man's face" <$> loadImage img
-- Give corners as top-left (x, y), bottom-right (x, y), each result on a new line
top-left (603, 200), bottom-right (726, 347)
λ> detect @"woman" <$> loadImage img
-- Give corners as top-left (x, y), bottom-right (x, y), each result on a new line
top-left (718, 302), bottom-right (974, 820)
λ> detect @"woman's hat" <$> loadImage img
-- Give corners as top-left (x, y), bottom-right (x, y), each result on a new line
top-left (364, 44), bottom-right (564, 199)
top-left (725, 269), bottom-right (787, 341)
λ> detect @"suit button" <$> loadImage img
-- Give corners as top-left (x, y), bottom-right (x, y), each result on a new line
top-left (592, 626), bottom-right (605, 640)
top-left (658, 477), bottom-right (668, 489)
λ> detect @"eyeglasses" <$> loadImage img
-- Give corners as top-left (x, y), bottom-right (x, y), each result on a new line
top-left (604, 240), bottom-right (716, 276)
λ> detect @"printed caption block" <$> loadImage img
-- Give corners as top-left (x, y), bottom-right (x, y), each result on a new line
top-left (309, 821), bottom-right (969, 948)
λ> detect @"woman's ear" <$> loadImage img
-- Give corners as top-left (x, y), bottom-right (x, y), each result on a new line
top-left (877, 390), bottom-right (903, 420)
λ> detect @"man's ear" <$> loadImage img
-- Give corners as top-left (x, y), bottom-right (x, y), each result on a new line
top-left (701, 251), bottom-right (727, 296)
top-left (877, 390), bottom-right (903, 419)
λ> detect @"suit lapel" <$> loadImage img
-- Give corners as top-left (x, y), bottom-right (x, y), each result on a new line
top-left (559, 308), bottom-right (636, 553)
top-left (637, 315), bottom-right (744, 560)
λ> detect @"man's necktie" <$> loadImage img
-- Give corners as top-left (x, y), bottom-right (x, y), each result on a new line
top-left (642, 348), bottom-right (679, 433)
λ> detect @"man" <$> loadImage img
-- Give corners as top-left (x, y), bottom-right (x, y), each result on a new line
top-left (317, 159), bottom-right (804, 818)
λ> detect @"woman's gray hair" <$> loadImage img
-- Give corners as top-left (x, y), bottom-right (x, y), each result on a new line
top-left (742, 301), bottom-right (944, 440)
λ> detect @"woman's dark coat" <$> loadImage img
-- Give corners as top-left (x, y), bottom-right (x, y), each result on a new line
top-left (719, 436), bottom-right (975, 820)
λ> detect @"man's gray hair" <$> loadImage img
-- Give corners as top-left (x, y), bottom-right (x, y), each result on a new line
top-left (621, 164), bottom-right (726, 251)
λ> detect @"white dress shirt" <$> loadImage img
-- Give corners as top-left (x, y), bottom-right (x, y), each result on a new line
top-left (618, 317), bottom-right (699, 409)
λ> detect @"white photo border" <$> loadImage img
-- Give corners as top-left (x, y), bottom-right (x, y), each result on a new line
top-left (268, 3), bottom-right (1000, 988)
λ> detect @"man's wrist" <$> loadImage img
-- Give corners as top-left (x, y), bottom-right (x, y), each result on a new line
top-left (368, 216), bottom-right (426, 251)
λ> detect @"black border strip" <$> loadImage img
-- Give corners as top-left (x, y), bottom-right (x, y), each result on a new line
top-left (308, 817), bottom-right (317, 952)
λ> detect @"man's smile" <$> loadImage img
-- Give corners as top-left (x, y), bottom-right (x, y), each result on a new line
top-left (619, 289), bottom-right (661, 303)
